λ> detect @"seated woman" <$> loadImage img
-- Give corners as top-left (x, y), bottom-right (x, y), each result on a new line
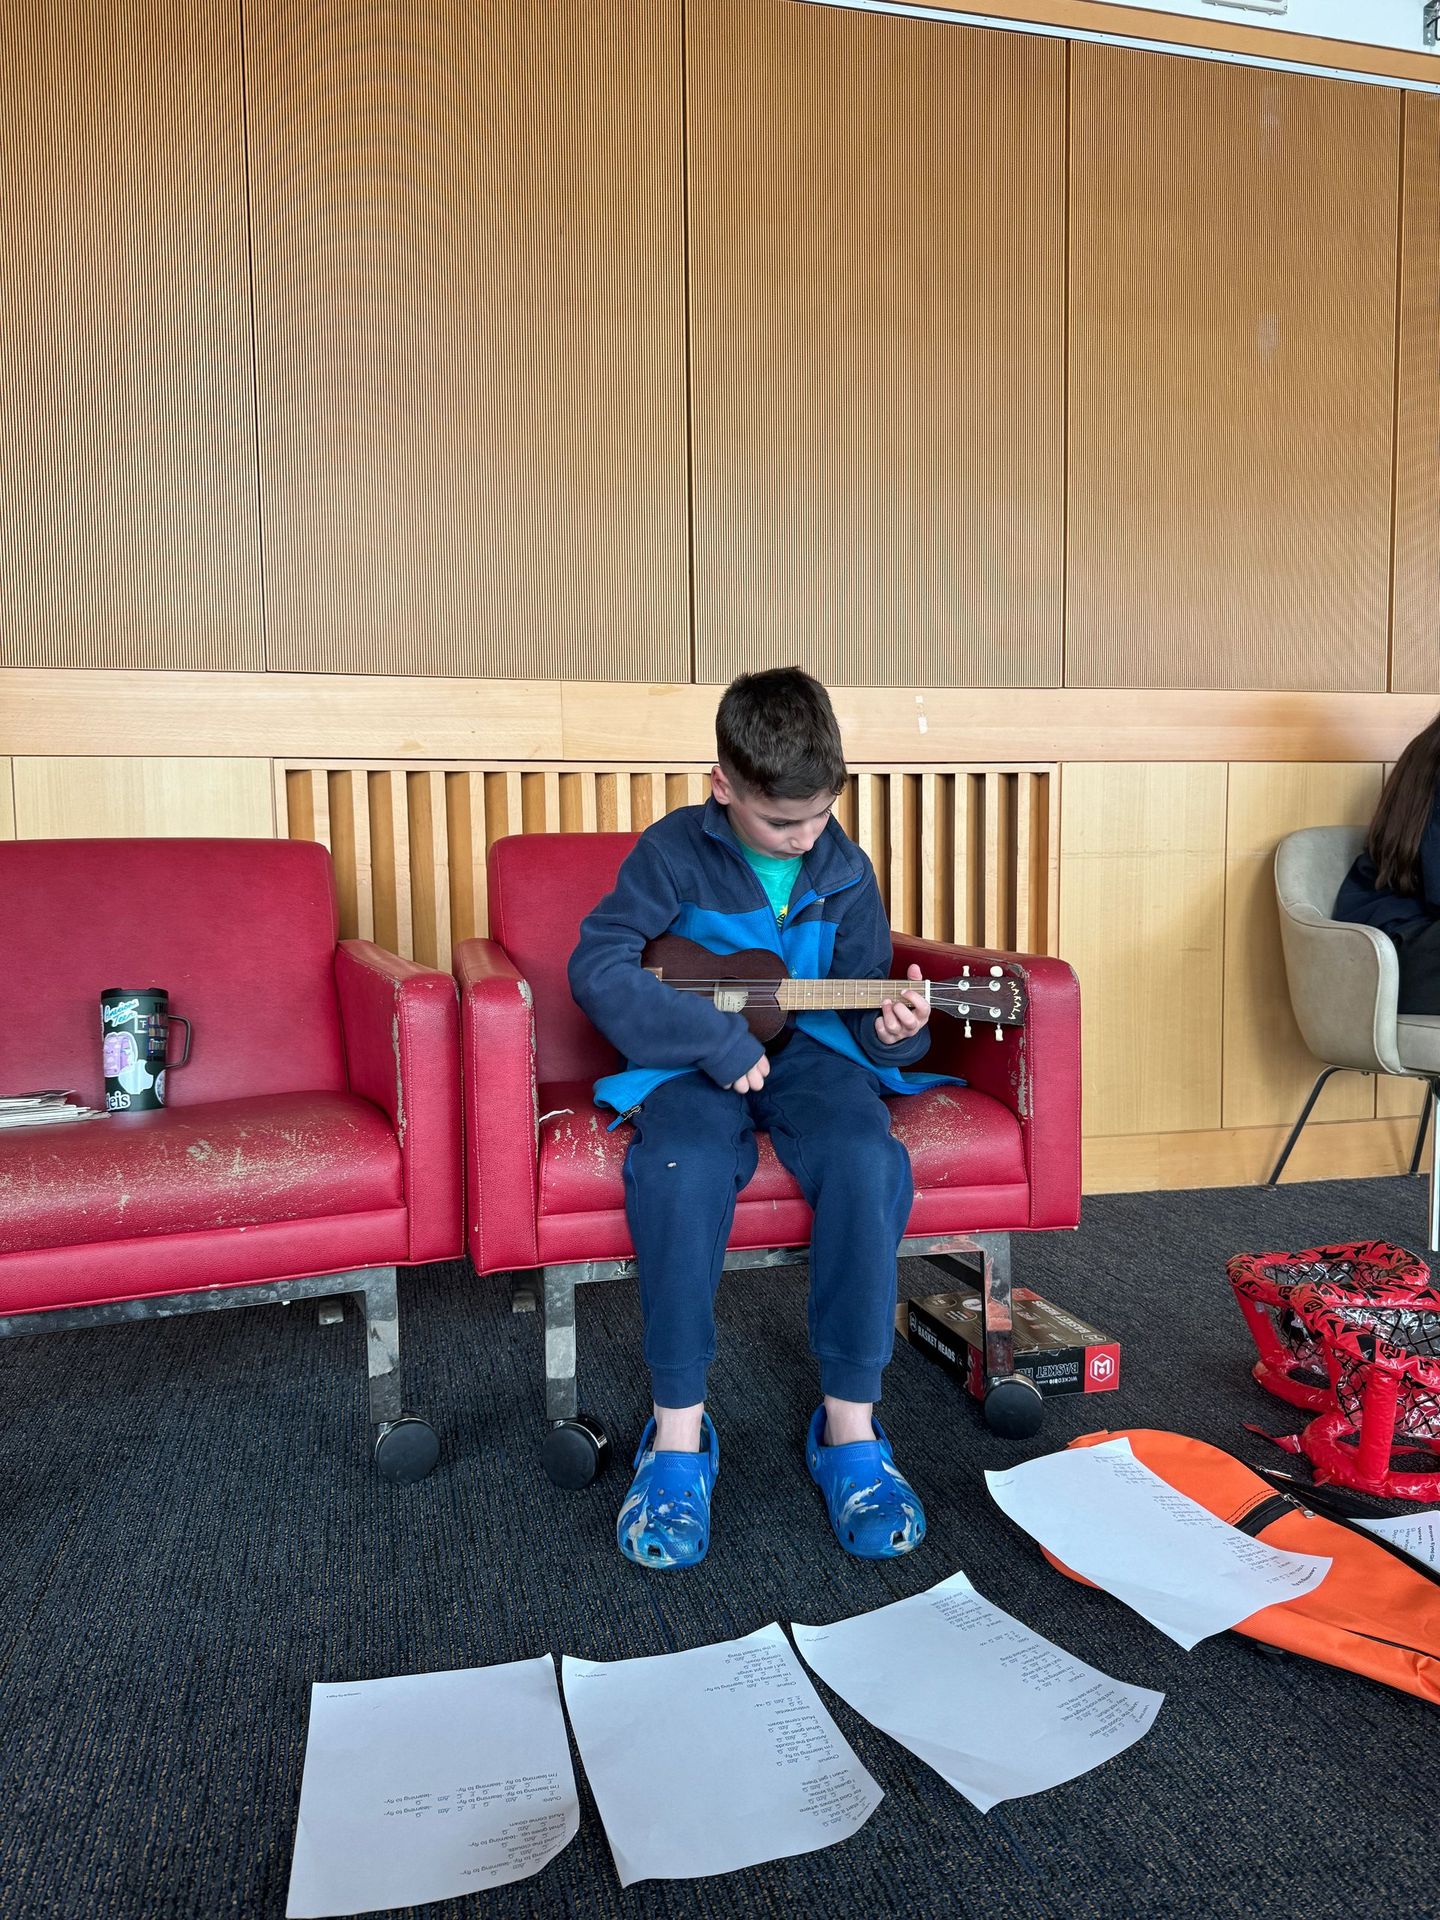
top-left (1335, 711), bottom-right (1440, 1016)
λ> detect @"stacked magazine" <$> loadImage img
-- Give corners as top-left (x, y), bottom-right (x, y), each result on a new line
top-left (0, 1090), bottom-right (108, 1130)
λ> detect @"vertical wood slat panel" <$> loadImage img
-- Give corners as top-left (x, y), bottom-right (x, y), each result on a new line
top-left (406, 770), bottom-right (449, 969)
top-left (953, 774), bottom-right (976, 948)
top-left (983, 772), bottom-right (1004, 951)
top-left (326, 771), bottom-right (359, 940)
top-left (920, 774), bottom-right (940, 942)
top-left (445, 772), bottom-right (485, 945)
top-left (280, 762), bottom-right (1056, 964)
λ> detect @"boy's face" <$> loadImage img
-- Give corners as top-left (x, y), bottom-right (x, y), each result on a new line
top-left (711, 765), bottom-right (838, 859)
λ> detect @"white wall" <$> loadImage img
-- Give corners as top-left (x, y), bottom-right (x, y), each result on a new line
top-left (1087, 1), bottom-right (1425, 54)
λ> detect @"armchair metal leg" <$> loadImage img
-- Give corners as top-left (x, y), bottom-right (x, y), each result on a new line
top-left (1267, 1066), bottom-right (1345, 1186)
top-left (539, 1262), bottom-right (611, 1490)
top-left (0, 1263), bottom-right (439, 1483)
top-left (358, 1266), bottom-right (440, 1484)
top-left (925, 1232), bottom-right (1042, 1439)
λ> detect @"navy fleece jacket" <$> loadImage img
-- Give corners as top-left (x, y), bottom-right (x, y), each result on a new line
top-left (568, 799), bottom-right (944, 1119)
top-left (1334, 791), bottom-right (1440, 940)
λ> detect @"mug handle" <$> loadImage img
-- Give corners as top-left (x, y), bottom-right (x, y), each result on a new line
top-left (167, 1015), bottom-right (193, 1067)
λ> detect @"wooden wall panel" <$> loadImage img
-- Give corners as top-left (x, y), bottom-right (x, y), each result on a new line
top-left (687, 0), bottom-right (1065, 690)
top-left (1221, 763), bottom-right (1382, 1130)
top-left (1068, 46), bottom-right (1399, 691)
top-left (246, 0), bottom-right (687, 681)
top-left (13, 759), bottom-right (274, 838)
top-left (1085, 1113), bottom-right (1424, 1197)
top-left (1392, 94), bottom-right (1440, 696)
top-left (0, 762), bottom-right (13, 839)
top-left (1060, 763), bottom-right (1228, 1135)
top-left (0, 3), bottom-right (262, 670)
top-left (6, 675), bottom-right (1437, 766)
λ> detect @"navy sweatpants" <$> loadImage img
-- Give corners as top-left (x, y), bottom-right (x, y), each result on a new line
top-left (622, 1031), bottom-right (914, 1408)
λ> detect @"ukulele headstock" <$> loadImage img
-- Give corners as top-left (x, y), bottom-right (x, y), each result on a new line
top-left (928, 964), bottom-right (1027, 1036)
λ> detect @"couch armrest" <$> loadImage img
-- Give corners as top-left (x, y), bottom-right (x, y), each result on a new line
top-left (335, 941), bottom-right (462, 1262)
top-left (891, 935), bottom-right (1081, 1231)
top-left (453, 937), bottom-right (540, 1275)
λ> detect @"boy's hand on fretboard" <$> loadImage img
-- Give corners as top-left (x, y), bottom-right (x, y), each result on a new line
top-left (874, 963), bottom-right (931, 1046)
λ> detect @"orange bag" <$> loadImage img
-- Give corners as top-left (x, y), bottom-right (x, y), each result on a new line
top-left (1039, 1429), bottom-right (1440, 1706)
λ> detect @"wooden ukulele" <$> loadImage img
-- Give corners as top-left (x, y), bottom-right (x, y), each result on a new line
top-left (640, 933), bottom-right (1027, 1043)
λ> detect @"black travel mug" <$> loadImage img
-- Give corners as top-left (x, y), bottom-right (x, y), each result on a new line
top-left (99, 988), bottom-right (193, 1113)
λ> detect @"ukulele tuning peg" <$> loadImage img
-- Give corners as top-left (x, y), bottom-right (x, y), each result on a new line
top-left (989, 965), bottom-right (1002, 978)
top-left (994, 1025), bottom-right (1003, 1042)
top-left (964, 1020), bottom-right (972, 1039)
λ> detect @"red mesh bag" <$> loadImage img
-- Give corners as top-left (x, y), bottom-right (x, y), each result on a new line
top-left (1226, 1241), bottom-right (1431, 1410)
top-left (1289, 1278), bottom-right (1440, 1501)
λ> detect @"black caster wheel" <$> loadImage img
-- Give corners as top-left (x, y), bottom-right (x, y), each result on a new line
top-left (983, 1373), bottom-right (1045, 1440)
top-left (542, 1415), bottom-right (611, 1490)
top-left (373, 1414), bottom-right (441, 1484)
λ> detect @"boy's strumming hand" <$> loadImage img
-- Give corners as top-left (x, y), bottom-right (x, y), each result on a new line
top-left (874, 963), bottom-right (931, 1046)
top-left (730, 1053), bottom-right (771, 1094)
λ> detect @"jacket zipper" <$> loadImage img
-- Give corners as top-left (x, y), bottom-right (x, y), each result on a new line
top-left (703, 823), bottom-right (864, 948)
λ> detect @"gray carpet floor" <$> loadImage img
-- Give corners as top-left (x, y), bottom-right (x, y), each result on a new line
top-left (2, 1174), bottom-right (1437, 1920)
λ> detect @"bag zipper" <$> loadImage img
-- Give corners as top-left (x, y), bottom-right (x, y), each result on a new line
top-left (1232, 1482), bottom-right (1440, 1661)
top-left (1233, 1493), bottom-right (1300, 1538)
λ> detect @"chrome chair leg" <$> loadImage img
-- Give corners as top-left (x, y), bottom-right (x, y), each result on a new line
top-left (1267, 1066), bottom-right (1344, 1186)
top-left (1427, 1083), bottom-right (1440, 1254)
top-left (1409, 1081), bottom-right (1435, 1177)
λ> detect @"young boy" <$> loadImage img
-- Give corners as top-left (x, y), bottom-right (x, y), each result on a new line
top-left (568, 667), bottom-right (942, 1569)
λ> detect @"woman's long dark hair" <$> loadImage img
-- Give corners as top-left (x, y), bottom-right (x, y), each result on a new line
top-left (1369, 710), bottom-right (1440, 897)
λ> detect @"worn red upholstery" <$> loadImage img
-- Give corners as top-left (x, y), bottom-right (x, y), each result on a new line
top-left (0, 839), bottom-right (462, 1315)
top-left (456, 833), bottom-right (1080, 1279)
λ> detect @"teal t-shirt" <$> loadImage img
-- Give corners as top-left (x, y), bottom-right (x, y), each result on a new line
top-left (739, 844), bottom-right (804, 927)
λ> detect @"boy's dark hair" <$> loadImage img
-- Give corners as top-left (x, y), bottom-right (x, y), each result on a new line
top-left (715, 666), bottom-right (848, 800)
top-left (1368, 707), bottom-right (1440, 896)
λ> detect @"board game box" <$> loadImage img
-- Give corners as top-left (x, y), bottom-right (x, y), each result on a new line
top-left (899, 1287), bottom-right (1121, 1399)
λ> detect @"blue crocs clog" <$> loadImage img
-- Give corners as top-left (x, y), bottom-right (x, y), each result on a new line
top-left (806, 1406), bottom-right (926, 1560)
top-left (616, 1414), bottom-right (719, 1569)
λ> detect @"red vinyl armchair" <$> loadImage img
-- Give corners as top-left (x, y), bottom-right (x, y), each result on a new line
top-left (457, 833), bottom-right (1081, 1487)
top-left (0, 838), bottom-right (462, 1481)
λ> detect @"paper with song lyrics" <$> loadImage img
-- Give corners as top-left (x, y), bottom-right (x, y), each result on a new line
top-left (561, 1622), bottom-right (881, 1886)
top-left (1354, 1509), bottom-right (1440, 1568)
top-left (286, 1655), bottom-right (577, 1917)
top-left (793, 1571), bottom-right (1162, 1812)
top-left (985, 1438), bottom-right (1331, 1649)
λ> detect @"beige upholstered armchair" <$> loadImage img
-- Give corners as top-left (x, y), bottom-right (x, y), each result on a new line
top-left (1272, 826), bottom-right (1440, 1249)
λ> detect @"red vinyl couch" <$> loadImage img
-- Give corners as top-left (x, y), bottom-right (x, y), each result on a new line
top-left (0, 838), bottom-right (462, 1481)
top-left (456, 832), bottom-right (1082, 1486)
